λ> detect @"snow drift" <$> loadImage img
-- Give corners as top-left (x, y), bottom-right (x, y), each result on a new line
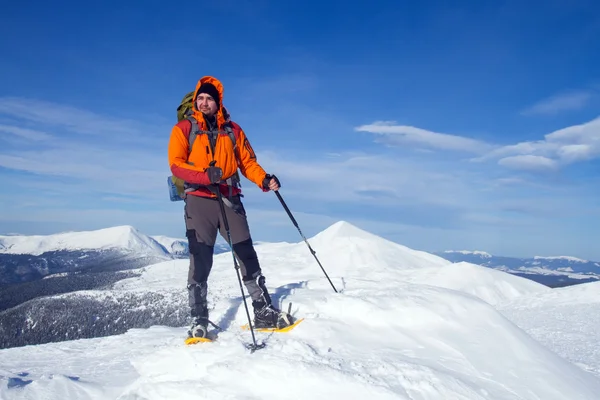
top-left (498, 280), bottom-right (600, 378)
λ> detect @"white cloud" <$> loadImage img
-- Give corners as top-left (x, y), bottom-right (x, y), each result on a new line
top-left (473, 140), bottom-right (557, 162)
top-left (522, 90), bottom-right (592, 115)
top-left (556, 144), bottom-right (594, 163)
top-left (0, 97), bottom-right (174, 202)
top-left (355, 121), bottom-right (492, 153)
top-left (0, 97), bottom-right (150, 137)
top-left (0, 145), bottom-right (167, 198)
top-left (250, 149), bottom-right (478, 209)
top-left (356, 114), bottom-right (600, 173)
top-left (477, 116), bottom-right (600, 169)
top-left (498, 155), bottom-right (558, 171)
top-left (0, 124), bottom-right (54, 141)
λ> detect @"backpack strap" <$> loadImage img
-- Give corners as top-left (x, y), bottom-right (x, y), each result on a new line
top-left (224, 124), bottom-right (237, 152)
top-left (223, 122), bottom-right (241, 197)
top-left (187, 117), bottom-right (200, 157)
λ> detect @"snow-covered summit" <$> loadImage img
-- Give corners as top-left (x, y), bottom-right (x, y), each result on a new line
top-left (0, 225), bottom-right (168, 257)
top-left (309, 220), bottom-right (452, 273)
top-left (311, 220), bottom-right (381, 241)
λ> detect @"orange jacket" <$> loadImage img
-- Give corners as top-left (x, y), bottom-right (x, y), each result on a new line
top-left (168, 76), bottom-right (268, 198)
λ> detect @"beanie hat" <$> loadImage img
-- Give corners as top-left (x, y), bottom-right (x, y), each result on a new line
top-left (196, 83), bottom-right (221, 110)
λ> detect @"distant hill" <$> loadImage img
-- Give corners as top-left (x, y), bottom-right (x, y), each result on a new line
top-left (435, 250), bottom-right (600, 288)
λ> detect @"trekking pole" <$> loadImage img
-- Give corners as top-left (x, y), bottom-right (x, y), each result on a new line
top-left (274, 190), bottom-right (338, 293)
top-left (213, 181), bottom-right (265, 353)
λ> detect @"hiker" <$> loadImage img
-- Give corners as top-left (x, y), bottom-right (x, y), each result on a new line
top-left (168, 76), bottom-right (294, 338)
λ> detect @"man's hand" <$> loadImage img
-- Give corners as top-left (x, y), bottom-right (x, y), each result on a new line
top-left (263, 174), bottom-right (280, 191)
top-left (206, 165), bottom-right (223, 184)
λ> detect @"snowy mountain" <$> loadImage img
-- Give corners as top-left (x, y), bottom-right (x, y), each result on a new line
top-left (0, 226), bottom-right (172, 285)
top-left (0, 225), bottom-right (167, 256)
top-left (1, 222), bottom-right (551, 349)
top-left (150, 235), bottom-right (189, 257)
top-left (0, 221), bottom-right (599, 399)
top-left (436, 250), bottom-right (600, 287)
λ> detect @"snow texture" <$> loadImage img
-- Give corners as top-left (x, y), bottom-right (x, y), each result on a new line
top-left (498, 281), bottom-right (600, 378)
top-left (0, 226), bottom-right (168, 256)
top-left (150, 235), bottom-right (188, 256)
top-left (1, 221), bottom-right (599, 399)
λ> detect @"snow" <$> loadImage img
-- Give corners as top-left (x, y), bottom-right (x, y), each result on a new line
top-left (533, 255), bottom-right (588, 263)
top-left (514, 266), bottom-right (598, 280)
top-left (150, 235), bottom-right (187, 255)
top-left (444, 250), bottom-right (492, 258)
top-left (0, 225), bottom-right (169, 257)
top-left (1, 221), bottom-right (599, 399)
top-left (407, 261), bottom-right (550, 306)
top-left (498, 281), bottom-right (600, 377)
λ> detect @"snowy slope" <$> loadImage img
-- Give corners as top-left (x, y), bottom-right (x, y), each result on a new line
top-left (408, 261), bottom-right (550, 305)
top-left (498, 281), bottom-right (600, 378)
top-left (0, 225), bottom-right (169, 256)
top-left (1, 221), bottom-right (598, 399)
top-left (150, 235), bottom-right (188, 257)
top-left (304, 222), bottom-right (549, 305)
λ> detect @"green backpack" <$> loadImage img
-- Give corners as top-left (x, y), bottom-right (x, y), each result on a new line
top-left (176, 90), bottom-right (195, 122)
top-left (168, 91), bottom-right (240, 202)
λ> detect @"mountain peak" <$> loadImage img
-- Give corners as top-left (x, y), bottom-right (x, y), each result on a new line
top-left (0, 225), bottom-right (167, 256)
top-left (311, 221), bottom-right (379, 242)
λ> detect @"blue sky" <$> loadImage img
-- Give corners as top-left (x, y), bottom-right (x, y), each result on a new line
top-left (1, 1), bottom-right (599, 259)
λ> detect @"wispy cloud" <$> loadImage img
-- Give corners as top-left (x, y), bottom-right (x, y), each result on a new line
top-left (357, 115), bottom-right (600, 172)
top-left (251, 149), bottom-right (480, 210)
top-left (497, 155), bottom-right (558, 171)
top-left (0, 145), bottom-right (167, 198)
top-left (355, 121), bottom-right (493, 153)
top-left (0, 97), bottom-right (163, 140)
top-left (0, 124), bottom-right (54, 141)
top-left (521, 90), bottom-right (592, 116)
top-left (0, 97), bottom-right (171, 203)
top-left (476, 116), bottom-right (600, 168)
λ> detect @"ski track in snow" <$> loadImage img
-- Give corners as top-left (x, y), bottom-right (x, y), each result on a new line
top-left (1, 222), bottom-right (599, 399)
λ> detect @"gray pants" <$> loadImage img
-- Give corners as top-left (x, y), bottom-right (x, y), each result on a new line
top-left (184, 194), bottom-right (271, 319)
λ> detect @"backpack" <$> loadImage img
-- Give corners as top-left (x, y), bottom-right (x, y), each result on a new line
top-left (168, 91), bottom-right (241, 202)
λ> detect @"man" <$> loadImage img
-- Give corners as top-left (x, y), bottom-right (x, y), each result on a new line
top-left (168, 76), bottom-right (294, 339)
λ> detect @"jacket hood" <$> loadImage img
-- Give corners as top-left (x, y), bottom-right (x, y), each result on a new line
top-left (192, 76), bottom-right (228, 128)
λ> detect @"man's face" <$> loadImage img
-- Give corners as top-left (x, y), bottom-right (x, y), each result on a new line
top-left (196, 93), bottom-right (218, 116)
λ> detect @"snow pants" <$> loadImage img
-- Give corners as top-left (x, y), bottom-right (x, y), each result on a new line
top-left (184, 194), bottom-right (268, 319)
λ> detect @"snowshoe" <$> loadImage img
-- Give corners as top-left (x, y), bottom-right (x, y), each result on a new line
top-left (185, 318), bottom-right (212, 345)
top-left (252, 302), bottom-right (298, 329)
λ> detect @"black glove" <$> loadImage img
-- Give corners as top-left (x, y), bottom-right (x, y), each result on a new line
top-left (262, 174), bottom-right (281, 191)
top-left (206, 165), bottom-right (223, 184)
